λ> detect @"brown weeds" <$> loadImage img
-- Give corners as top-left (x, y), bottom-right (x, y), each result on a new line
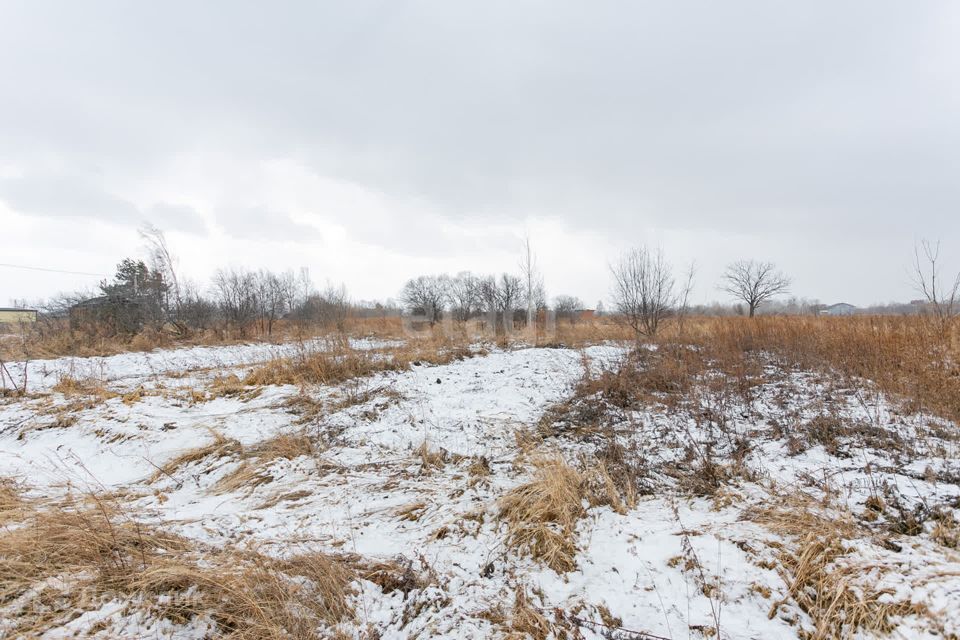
top-left (151, 430), bottom-right (243, 482)
top-left (214, 431), bottom-right (317, 495)
top-left (499, 457), bottom-right (586, 573)
top-left (753, 494), bottom-right (929, 639)
top-left (243, 335), bottom-right (473, 389)
top-left (0, 491), bottom-right (356, 637)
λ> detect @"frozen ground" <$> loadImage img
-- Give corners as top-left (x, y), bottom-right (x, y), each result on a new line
top-left (1, 342), bottom-right (958, 638)
top-left (1, 336), bottom-right (402, 393)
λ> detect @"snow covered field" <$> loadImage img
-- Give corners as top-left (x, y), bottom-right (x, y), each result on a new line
top-left (1, 340), bottom-right (958, 638)
top-left (1, 336), bottom-right (402, 394)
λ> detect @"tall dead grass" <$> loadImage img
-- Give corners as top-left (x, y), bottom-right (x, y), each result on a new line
top-left (0, 316), bottom-right (409, 362)
top-left (0, 478), bottom-right (25, 523)
top-left (670, 316), bottom-right (960, 424)
top-left (243, 333), bottom-right (475, 388)
top-left (0, 489), bottom-right (355, 638)
top-left (498, 457), bottom-right (587, 573)
top-left (553, 316), bottom-right (959, 427)
top-left (752, 495), bottom-right (929, 639)
top-left (543, 318), bottom-right (634, 347)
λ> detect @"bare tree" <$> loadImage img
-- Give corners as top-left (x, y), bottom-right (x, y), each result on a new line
top-left (497, 273), bottom-right (523, 319)
top-left (675, 261), bottom-right (697, 334)
top-left (477, 275), bottom-right (499, 332)
top-left (720, 260), bottom-right (791, 318)
top-left (449, 271), bottom-right (481, 322)
top-left (519, 236), bottom-right (545, 330)
top-left (401, 275), bottom-right (450, 325)
top-left (212, 268), bottom-right (257, 336)
top-left (553, 295), bottom-right (584, 324)
top-left (178, 281), bottom-right (219, 331)
top-left (139, 224), bottom-right (181, 318)
top-left (293, 282), bottom-right (350, 332)
top-left (252, 269), bottom-right (298, 336)
top-left (912, 239), bottom-right (960, 332)
top-left (610, 246), bottom-right (677, 339)
top-left (318, 283), bottom-right (350, 332)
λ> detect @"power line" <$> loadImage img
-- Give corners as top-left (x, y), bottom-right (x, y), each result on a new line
top-left (0, 262), bottom-right (109, 277)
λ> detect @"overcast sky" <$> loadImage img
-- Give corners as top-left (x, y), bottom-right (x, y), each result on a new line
top-left (1, 1), bottom-right (958, 308)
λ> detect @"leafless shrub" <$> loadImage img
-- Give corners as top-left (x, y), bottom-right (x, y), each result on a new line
top-left (213, 267), bottom-right (259, 336)
top-left (610, 246), bottom-right (680, 340)
top-left (912, 239), bottom-right (960, 335)
top-left (553, 295), bottom-right (584, 325)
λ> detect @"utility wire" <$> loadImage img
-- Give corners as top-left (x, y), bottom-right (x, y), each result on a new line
top-left (0, 262), bottom-right (108, 277)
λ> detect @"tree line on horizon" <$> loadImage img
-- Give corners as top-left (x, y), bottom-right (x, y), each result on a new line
top-left (7, 227), bottom-right (958, 342)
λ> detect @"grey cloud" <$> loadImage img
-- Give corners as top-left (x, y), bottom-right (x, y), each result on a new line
top-left (145, 202), bottom-right (207, 235)
top-left (2, 2), bottom-right (955, 231)
top-left (217, 207), bottom-right (322, 243)
top-left (0, 173), bottom-right (208, 235)
top-left (0, 1), bottom-right (958, 302)
top-left (0, 173), bottom-right (139, 222)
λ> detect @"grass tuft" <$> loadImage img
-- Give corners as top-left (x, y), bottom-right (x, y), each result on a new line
top-left (499, 457), bottom-right (585, 573)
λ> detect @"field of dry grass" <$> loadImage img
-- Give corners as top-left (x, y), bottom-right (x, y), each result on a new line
top-left (1, 315), bottom-right (958, 638)
top-left (0, 316), bottom-right (407, 362)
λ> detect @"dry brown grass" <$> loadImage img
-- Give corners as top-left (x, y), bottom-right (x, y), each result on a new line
top-left (351, 554), bottom-right (435, 597)
top-left (499, 457), bottom-right (586, 573)
top-left (395, 500), bottom-right (428, 522)
top-left (669, 316), bottom-right (960, 424)
top-left (150, 428), bottom-right (318, 495)
top-left (206, 373), bottom-right (263, 401)
top-left (214, 431), bottom-right (317, 495)
top-left (415, 441), bottom-right (449, 474)
top-left (770, 532), bottom-right (928, 639)
top-left (506, 587), bottom-right (552, 640)
top-left (1, 317), bottom-right (374, 362)
top-left (543, 318), bottom-right (634, 347)
top-left (478, 585), bottom-right (591, 640)
top-left (541, 316), bottom-right (960, 503)
top-left (752, 493), bottom-right (931, 640)
top-left (242, 333), bottom-right (474, 389)
top-left (51, 374), bottom-right (117, 401)
top-left (1, 321), bottom-right (175, 361)
top-left (0, 477), bottom-right (26, 524)
top-left (549, 315), bottom-right (960, 426)
top-left (0, 490), bottom-right (356, 638)
top-left (151, 430), bottom-right (243, 482)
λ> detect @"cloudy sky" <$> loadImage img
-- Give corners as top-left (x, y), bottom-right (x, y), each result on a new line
top-left (1, 1), bottom-right (958, 308)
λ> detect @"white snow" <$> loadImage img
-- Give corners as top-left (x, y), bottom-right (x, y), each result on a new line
top-left (1, 341), bottom-right (958, 638)
top-left (1, 335), bottom-right (401, 393)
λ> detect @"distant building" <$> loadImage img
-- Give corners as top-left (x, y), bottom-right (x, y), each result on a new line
top-left (820, 303), bottom-right (857, 316)
top-left (577, 309), bottom-right (596, 321)
top-left (69, 296), bottom-right (144, 334)
top-left (0, 308), bottom-right (37, 324)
